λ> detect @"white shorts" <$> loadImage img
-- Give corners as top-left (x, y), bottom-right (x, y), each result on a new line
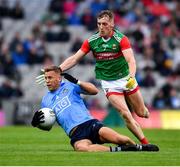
top-left (100, 76), bottom-right (139, 97)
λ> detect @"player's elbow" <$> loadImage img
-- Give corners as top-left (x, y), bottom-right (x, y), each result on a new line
top-left (92, 90), bottom-right (98, 95)
top-left (91, 86), bottom-right (99, 95)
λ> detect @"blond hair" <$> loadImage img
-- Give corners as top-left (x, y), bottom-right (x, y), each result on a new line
top-left (44, 66), bottom-right (62, 74)
top-left (97, 10), bottom-right (114, 20)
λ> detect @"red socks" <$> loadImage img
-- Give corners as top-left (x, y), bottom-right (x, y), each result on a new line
top-left (140, 137), bottom-right (149, 144)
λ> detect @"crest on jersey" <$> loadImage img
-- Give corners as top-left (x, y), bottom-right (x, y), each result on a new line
top-left (112, 44), bottom-right (117, 50)
top-left (102, 44), bottom-right (109, 50)
top-left (62, 88), bottom-right (69, 94)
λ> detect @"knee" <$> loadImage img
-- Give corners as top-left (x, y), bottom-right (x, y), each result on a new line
top-left (121, 112), bottom-right (133, 123)
top-left (135, 107), bottom-right (149, 118)
top-left (74, 143), bottom-right (89, 152)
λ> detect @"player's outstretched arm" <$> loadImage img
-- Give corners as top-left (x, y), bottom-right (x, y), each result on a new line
top-left (62, 73), bottom-right (98, 95)
top-left (60, 49), bottom-right (86, 72)
top-left (35, 49), bottom-right (85, 86)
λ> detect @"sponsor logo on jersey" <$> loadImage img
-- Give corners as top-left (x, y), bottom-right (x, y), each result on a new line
top-left (94, 52), bottom-right (121, 60)
top-left (53, 96), bottom-right (71, 116)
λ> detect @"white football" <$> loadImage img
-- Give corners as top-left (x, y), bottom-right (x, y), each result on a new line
top-left (38, 108), bottom-right (56, 130)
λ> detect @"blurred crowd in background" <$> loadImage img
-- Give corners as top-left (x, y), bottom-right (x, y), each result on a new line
top-left (0, 0), bottom-right (180, 111)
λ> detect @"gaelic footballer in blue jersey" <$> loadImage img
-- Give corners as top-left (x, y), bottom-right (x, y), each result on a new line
top-left (31, 66), bottom-right (159, 152)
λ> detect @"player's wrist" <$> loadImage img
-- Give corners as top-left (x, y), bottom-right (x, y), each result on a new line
top-left (129, 73), bottom-right (135, 78)
top-left (77, 80), bottom-right (81, 85)
top-left (58, 66), bottom-right (62, 73)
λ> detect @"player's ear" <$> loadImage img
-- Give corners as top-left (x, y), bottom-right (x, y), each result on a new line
top-left (110, 20), bottom-right (114, 28)
top-left (59, 74), bottom-right (63, 82)
top-left (58, 76), bottom-right (61, 82)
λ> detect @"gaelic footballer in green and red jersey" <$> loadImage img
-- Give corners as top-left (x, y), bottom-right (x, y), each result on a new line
top-left (81, 29), bottom-right (131, 81)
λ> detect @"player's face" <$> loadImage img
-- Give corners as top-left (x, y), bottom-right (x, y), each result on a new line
top-left (45, 71), bottom-right (61, 91)
top-left (97, 16), bottom-right (114, 38)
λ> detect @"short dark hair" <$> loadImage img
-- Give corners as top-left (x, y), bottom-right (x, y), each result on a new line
top-left (44, 66), bottom-right (62, 74)
top-left (97, 10), bottom-right (114, 20)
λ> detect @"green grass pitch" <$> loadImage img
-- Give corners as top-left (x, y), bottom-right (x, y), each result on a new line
top-left (0, 126), bottom-right (180, 166)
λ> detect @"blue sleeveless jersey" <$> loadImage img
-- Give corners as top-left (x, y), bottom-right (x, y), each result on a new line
top-left (41, 81), bottom-right (93, 135)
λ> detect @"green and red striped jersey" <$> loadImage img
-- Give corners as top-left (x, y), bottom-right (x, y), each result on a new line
top-left (81, 29), bottom-right (131, 80)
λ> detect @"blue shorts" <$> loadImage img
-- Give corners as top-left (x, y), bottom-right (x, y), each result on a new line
top-left (69, 119), bottom-right (104, 146)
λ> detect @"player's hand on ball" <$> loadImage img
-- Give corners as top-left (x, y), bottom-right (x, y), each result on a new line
top-left (31, 111), bottom-right (45, 127)
top-left (126, 77), bottom-right (136, 89)
top-left (61, 73), bottom-right (78, 84)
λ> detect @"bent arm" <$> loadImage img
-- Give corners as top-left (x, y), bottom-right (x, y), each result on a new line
top-left (59, 49), bottom-right (86, 72)
top-left (79, 81), bottom-right (99, 95)
top-left (123, 48), bottom-right (136, 77)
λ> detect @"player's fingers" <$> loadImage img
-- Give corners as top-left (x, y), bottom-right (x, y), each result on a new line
top-left (39, 120), bottom-right (45, 123)
top-left (37, 111), bottom-right (44, 115)
top-left (36, 74), bottom-right (45, 80)
top-left (35, 74), bottom-right (45, 85)
top-left (36, 79), bottom-right (45, 85)
top-left (35, 78), bottom-right (45, 83)
top-left (40, 69), bottom-right (45, 73)
top-left (35, 112), bottom-right (43, 118)
top-left (35, 78), bottom-right (43, 83)
top-left (39, 115), bottom-right (44, 120)
top-left (43, 82), bottom-right (47, 87)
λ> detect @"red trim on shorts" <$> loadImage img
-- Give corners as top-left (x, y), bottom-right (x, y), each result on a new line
top-left (106, 92), bottom-right (124, 98)
top-left (125, 86), bottom-right (140, 96)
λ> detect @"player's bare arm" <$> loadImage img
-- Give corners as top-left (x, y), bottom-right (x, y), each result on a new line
top-left (122, 48), bottom-right (137, 89)
top-left (60, 49), bottom-right (86, 72)
top-left (122, 48), bottom-right (136, 78)
top-left (62, 73), bottom-right (98, 95)
top-left (36, 50), bottom-right (86, 85)
top-left (78, 81), bottom-right (99, 95)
